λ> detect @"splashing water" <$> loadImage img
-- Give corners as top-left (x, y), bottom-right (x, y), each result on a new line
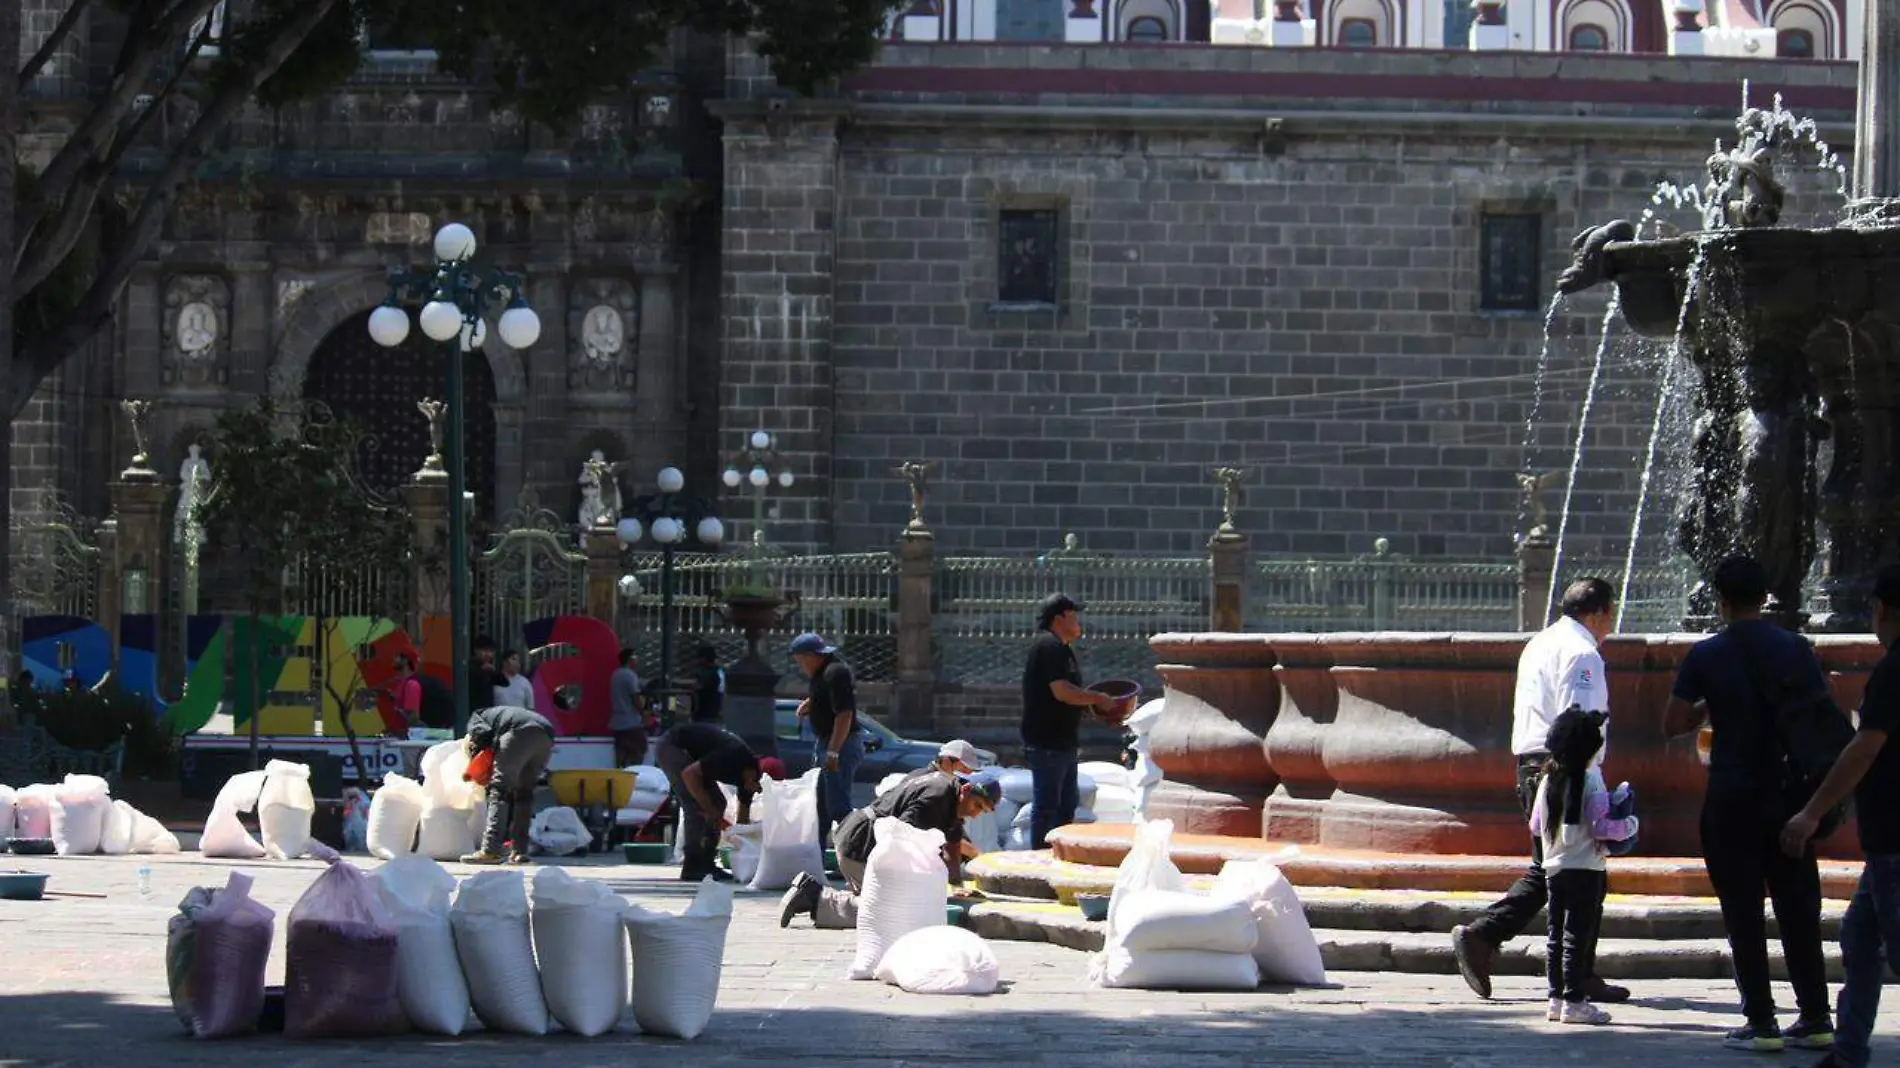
top-left (1649, 81), bottom-right (1848, 234)
top-left (1545, 291), bottom-right (1624, 625)
top-left (1517, 293), bottom-right (1568, 527)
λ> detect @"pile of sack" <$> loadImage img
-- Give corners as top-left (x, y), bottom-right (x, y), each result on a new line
top-left (1, 774), bottom-right (181, 855)
top-left (614, 765), bottom-right (672, 831)
top-left (1088, 819), bottom-right (1327, 990)
top-left (744, 769), bottom-right (826, 891)
top-left (850, 815), bottom-right (1001, 996)
top-left (361, 741), bottom-right (487, 861)
top-left (166, 853), bottom-right (735, 1041)
top-left (201, 760), bottom-right (319, 860)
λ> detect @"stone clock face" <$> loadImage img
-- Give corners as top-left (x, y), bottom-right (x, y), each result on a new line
top-left (582, 305), bottom-right (625, 363)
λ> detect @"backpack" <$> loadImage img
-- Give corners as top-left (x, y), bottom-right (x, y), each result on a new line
top-left (1729, 627), bottom-right (1856, 840)
top-left (417, 675), bottom-right (456, 730)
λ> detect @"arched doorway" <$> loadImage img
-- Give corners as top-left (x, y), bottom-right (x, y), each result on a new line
top-left (303, 309), bottom-right (498, 506)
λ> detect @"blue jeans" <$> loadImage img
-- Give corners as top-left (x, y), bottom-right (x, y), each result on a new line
top-left (1835, 853), bottom-right (1900, 1067)
top-left (814, 733), bottom-right (863, 848)
top-left (1025, 746), bottom-right (1079, 849)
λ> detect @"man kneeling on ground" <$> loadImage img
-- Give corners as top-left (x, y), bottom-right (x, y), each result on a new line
top-left (780, 769), bottom-right (1002, 928)
top-left (656, 721), bottom-right (761, 883)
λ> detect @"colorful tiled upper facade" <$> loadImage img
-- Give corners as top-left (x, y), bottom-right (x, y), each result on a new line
top-left (894, 0), bottom-right (1858, 59)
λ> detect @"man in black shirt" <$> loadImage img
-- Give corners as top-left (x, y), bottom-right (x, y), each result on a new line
top-left (692, 644), bottom-right (725, 723)
top-left (655, 721), bottom-right (761, 883)
top-left (1022, 593), bottom-right (1129, 849)
top-left (1782, 564), bottom-right (1900, 1068)
top-left (461, 704), bottom-right (556, 866)
top-left (791, 632), bottom-right (860, 848)
top-left (1664, 556), bottom-right (1832, 1052)
top-left (778, 769), bottom-right (1002, 929)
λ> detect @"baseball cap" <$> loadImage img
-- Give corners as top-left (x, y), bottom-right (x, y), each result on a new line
top-left (1035, 592), bottom-right (1085, 630)
top-left (788, 632), bottom-right (837, 656)
top-left (937, 739), bottom-right (979, 770)
top-left (958, 770), bottom-right (1004, 807)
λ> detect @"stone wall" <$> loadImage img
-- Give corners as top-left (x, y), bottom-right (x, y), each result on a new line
top-left (724, 43), bottom-right (1861, 572)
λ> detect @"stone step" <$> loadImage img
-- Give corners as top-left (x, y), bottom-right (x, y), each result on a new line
top-left (964, 899), bottom-right (1858, 982)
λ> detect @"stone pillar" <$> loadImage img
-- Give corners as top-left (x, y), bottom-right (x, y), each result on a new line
top-left (1469, 0), bottom-right (1508, 49)
top-left (107, 466), bottom-right (170, 666)
top-left (894, 528), bottom-right (937, 734)
top-left (635, 269), bottom-right (680, 470)
top-left (1852, 0), bottom-right (1899, 204)
top-left (583, 525), bottom-right (623, 628)
top-left (1517, 535), bottom-right (1554, 631)
top-left (902, 0), bottom-right (944, 40)
top-left (1271, 0), bottom-right (1304, 46)
top-left (1209, 531), bottom-right (1249, 632)
top-left (1065, 0), bottom-right (1103, 42)
top-left (402, 475), bottom-right (451, 633)
top-left (1670, 1), bottom-right (1704, 55)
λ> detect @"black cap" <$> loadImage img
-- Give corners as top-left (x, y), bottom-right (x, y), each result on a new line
top-left (1036, 593), bottom-right (1084, 630)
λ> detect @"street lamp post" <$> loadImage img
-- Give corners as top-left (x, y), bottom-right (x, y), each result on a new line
top-left (721, 429), bottom-right (796, 553)
top-left (369, 222), bottom-right (541, 734)
top-left (617, 466), bottom-right (723, 724)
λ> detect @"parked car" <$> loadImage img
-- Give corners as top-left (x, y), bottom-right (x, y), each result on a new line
top-left (771, 699), bottom-right (997, 808)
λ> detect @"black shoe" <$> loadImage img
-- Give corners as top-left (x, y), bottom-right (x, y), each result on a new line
top-left (1785, 1017), bottom-right (1834, 1050)
top-left (1451, 925), bottom-right (1496, 1000)
top-left (1723, 1022), bottom-right (1785, 1052)
top-left (705, 867), bottom-right (736, 883)
top-left (779, 872), bottom-right (821, 928)
top-left (1583, 977), bottom-right (1631, 1004)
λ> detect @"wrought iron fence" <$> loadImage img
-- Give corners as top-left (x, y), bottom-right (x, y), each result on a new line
top-left (283, 553), bottom-right (409, 621)
top-left (933, 539), bottom-right (1209, 689)
top-left (617, 550), bottom-right (898, 684)
top-left (8, 491), bottom-right (101, 657)
top-left (1250, 542), bottom-right (1519, 632)
top-left (474, 489), bottom-right (587, 651)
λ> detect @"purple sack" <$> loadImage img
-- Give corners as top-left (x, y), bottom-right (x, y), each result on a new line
top-left (284, 843), bottom-right (409, 1039)
top-left (166, 871), bottom-right (276, 1039)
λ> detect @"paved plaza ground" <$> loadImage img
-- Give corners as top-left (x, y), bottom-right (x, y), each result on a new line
top-left (0, 853), bottom-right (1891, 1068)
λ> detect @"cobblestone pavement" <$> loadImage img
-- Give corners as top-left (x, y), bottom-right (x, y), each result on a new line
top-left (0, 853), bottom-right (1889, 1067)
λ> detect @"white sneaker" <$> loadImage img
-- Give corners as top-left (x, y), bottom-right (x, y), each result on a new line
top-left (1560, 1000), bottom-right (1612, 1026)
top-left (1547, 998), bottom-right (1563, 1022)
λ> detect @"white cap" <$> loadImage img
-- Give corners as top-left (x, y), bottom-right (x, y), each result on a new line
top-left (937, 739), bottom-right (979, 769)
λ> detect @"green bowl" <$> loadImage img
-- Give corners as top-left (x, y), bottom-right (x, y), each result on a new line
top-left (622, 842), bottom-right (671, 865)
top-left (824, 849), bottom-right (840, 873)
top-left (946, 902), bottom-right (969, 927)
top-left (0, 871), bottom-right (49, 901)
top-left (719, 846), bottom-right (733, 868)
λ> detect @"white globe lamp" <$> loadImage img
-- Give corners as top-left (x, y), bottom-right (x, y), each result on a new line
top-left (697, 517), bottom-right (725, 546)
top-left (367, 303), bottom-right (410, 348)
top-left (657, 467), bottom-right (685, 494)
top-left (722, 468), bottom-right (742, 488)
top-left (778, 470), bottom-right (795, 488)
top-left (434, 222), bottom-right (477, 262)
top-left (497, 298), bottom-right (541, 349)
top-left (616, 517), bottom-right (643, 546)
top-left (651, 516), bottom-right (682, 544)
top-left (748, 466), bottom-right (769, 488)
top-left (750, 430), bottom-right (771, 450)
top-left (617, 575), bottom-right (642, 600)
top-left (419, 300), bottom-right (462, 342)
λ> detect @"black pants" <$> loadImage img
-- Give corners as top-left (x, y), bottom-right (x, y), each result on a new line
top-left (1471, 756), bottom-right (1549, 945)
top-left (1547, 868), bottom-right (1607, 1001)
top-left (1701, 799), bottom-right (1830, 1026)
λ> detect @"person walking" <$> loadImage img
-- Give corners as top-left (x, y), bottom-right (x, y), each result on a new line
top-left (460, 704), bottom-right (556, 866)
top-left (654, 721), bottom-right (761, 883)
top-left (1781, 564), bottom-right (1900, 1067)
top-left (610, 648), bottom-right (647, 767)
top-left (1532, 707), bottom-right (1639, 1025)
top-left (1021, 594), bottom-right (1129, 850)
top-left (1665, 555), bottom-right (1833, 1052)
top-left (692, 644), bottom-right (726, 723)
top-left (383, 653), bottom-right (424, 737)
top-left (791, 632), bottom-right (860, 848)
top-left (1453, 577), bottom-right (1629, 1004)
top-left (492, 649), bottom-right (534, 709)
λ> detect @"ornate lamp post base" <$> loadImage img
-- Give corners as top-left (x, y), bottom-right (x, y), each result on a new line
top-left (717, 592), bottom-right (800, 756)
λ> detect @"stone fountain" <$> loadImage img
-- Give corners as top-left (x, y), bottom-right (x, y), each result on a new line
top-left (1131, 17), bottom-right (1897, 865)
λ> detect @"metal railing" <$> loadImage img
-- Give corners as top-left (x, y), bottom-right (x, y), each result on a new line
top-left (1250, 546), bottom-right (1519, 632)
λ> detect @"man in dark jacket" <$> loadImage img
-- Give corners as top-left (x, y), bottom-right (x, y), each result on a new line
top-left (778, 769), bottom-right (1001, 929)
top-left (656, 721), bottom-right (762, 882)
top-left (460, 704), bottom-right (556, 866)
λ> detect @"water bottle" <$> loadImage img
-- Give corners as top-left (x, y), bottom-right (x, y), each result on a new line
top-left (136, 863), bottom-right (153, 901)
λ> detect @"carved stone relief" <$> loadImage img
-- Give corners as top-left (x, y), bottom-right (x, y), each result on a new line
top-left (567, 278), bottom-right (639, 393)
top-left (160, 274), bottom-right (231, 388)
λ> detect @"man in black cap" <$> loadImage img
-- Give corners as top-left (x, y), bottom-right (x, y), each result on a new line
top-left (655, 721), bottom-right (762, 882)
top-left (1022, 593), bottom-right (1129, 849)
top-left (791, 631), bottom-right (860, 847)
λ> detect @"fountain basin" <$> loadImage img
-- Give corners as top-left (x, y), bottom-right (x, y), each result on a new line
top-left (1604, 226), bottom-right (1900, 338)
top-left (1149, 631), bottom-right (1879, 860)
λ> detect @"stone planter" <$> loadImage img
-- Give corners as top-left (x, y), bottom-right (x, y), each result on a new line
top-left (1145, 633), bottom-right (1281, 836)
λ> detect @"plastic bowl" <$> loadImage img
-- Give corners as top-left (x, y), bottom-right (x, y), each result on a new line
top-left (1076, 893), bottom-right (1110, 922)
top-left (7, 839), bottom-right (54, 856)
top-left (0, 871), bottom-right (50, 901)
top-left (622, 842), bottom-right (671, 865)
top-left (946, 902), bottom-right (969, 927)
top-left (1085, 680), bottom-right (1143, 725)
top-left (824, 848), bottom-right (840, 874)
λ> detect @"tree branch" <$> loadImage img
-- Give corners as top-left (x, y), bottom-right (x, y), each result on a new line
top-left (11, 0), bottom-right (345, 418)
top-left (16, 0), bottom-right (99, 93)
top-left (15, 0), bottom-right (219, 245)
top-left (12, 23), bottom-right (211, 296)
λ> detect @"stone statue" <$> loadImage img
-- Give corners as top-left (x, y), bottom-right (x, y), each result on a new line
top-left (120, 399), bottom-right (154, 472)
top-left (1555, 219), bottom-right (1637, 296)
top-left (578, 450), bottom-right (624, 530)
top-left (416, 398), bottom-right (447, 473)
top-left (175, 444), bottom-right (211, 553)
top-left (892, 461), bottom-right (934, 531)
top-left (1212, 466), bottom-right (1246, 535)
top-left (175, 301), bottom-right (219, 357)
top-left (1517, 471), bottom-right (1561, 541)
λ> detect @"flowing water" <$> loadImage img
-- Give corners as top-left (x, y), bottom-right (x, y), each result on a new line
top-left (1544, 292), bottom-right (1624, 624)
top-left (1516, 294), bottom-right (1568, 531)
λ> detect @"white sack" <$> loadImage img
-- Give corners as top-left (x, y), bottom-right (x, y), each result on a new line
top-left (528, 806), bottom-right (592, 857)
top-left (417, 802), bottom-right (478, 861)
top-left (530, 867), bottom-right (629, 1037)
top-left (450, 870), bottom-right (550, 1035)
top-left (1091, 784), bottom-right (1139, 825)
top-left (629, 765), bottom-right (670, 793)
top-left (1115, 890), bottom-right (1260, 955)
top-left (615, 803), bottom-right (660, 829)
top-left (848, 816), bottom-right (949, 981)
top-left (51, 773), bottom-right (111, 855)
top-left (1079, 761), bottom-right (1135, 792)
top-left (12, 784), bottom-right (54, 840)
top-left (874, 772), bottom-right (909, 798)
top-left (130, 809), bottom-right (182, 854)
top-left (1126, 699), bottom-right (1167, 819)
top-left (624, 877), bottom-right (734, 1040)
top-left (99, 798), bottom-right (136, 855)
top-left (725, 822), bottom-right (763, 884)
top-left (373, 856), bottom-right (470, 1035)
top-left (873, 925), bottom-right (1000, 995)
top-left (1093, 947), bottom-right (1260, 990)
top-left (257, 759), bottom-right (315, 860)
top-left (1213, 859), bottom-right (1328, 986)
top-left (998, 768), bottom-right (1035, 806)
top-left (367, 774), bottom-right (427, 860)
top-left (419, 740), bottom-right (482, 808)
top-left (670, 784), bottom-right (738, 864)
top-left (200, 770), bottom-right (268, 859)
top-left (0, 785), bottom-right (15, 840)
top-left (747, 769), bottom-right (826, 892)
top-left (961, 807), bottom-right (1004, 855)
